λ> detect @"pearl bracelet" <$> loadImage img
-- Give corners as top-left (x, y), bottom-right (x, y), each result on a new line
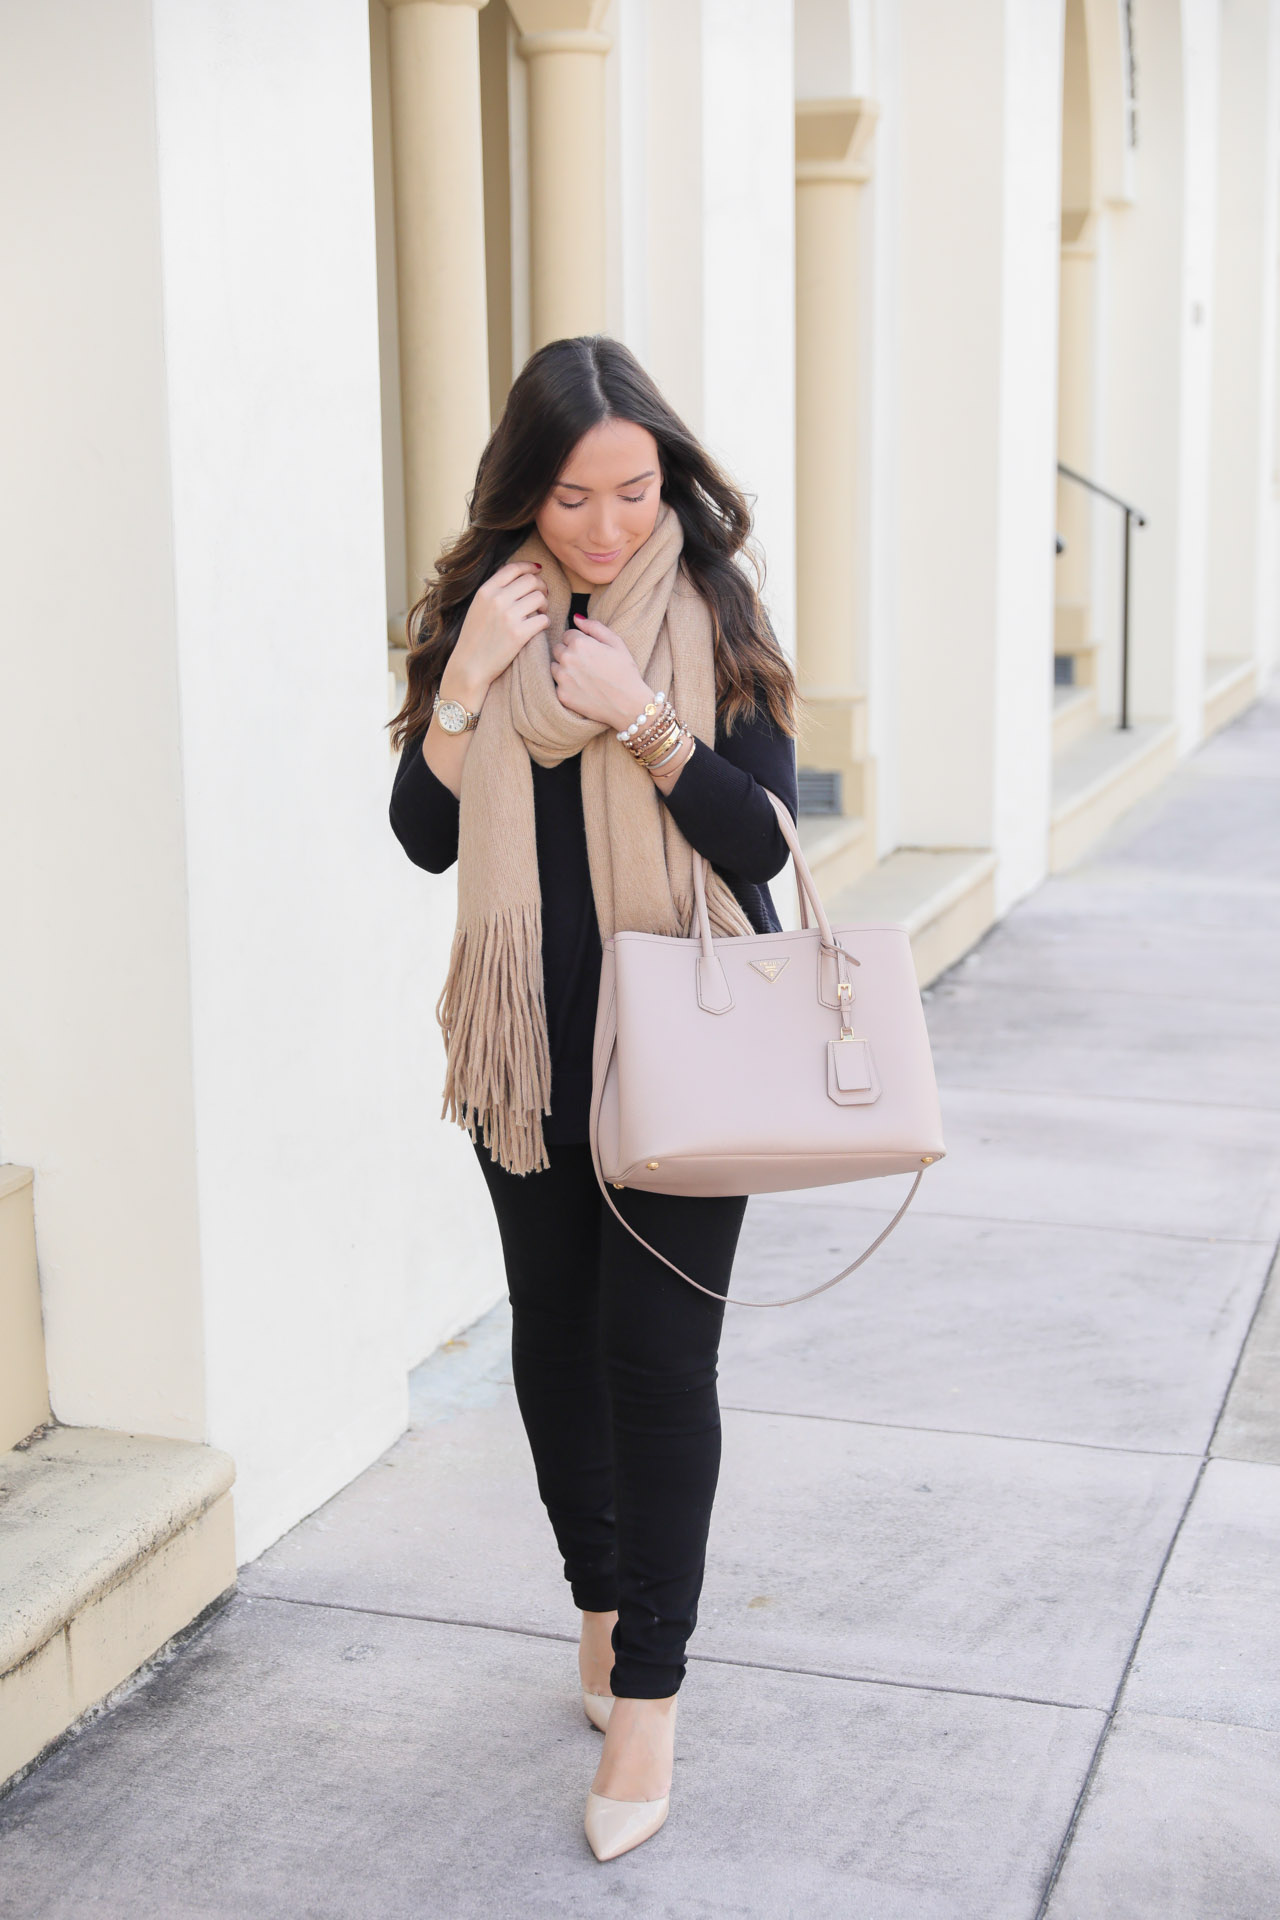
top-left (616, 691), bottom-right (667, 744)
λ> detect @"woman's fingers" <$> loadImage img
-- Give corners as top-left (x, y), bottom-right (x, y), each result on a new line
top-left (495, 571), bottom-right (546, 611)
top-left (550, 666), bottom-right (589, 715)
top-left (572, 615), bottom-right (626, 650)
top-left (500, 586), bottom-right (548, 623)
top-left (488, 560), bottom-right (543, 593)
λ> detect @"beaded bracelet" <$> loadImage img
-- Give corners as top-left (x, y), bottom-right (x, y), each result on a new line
top-left (621, 707), bottom-right (680, 761)
top-left (633, 719), bottom-right (683, 766)
top-left (636, 718), bottom-right (681, 761)
top-left (616, 691), bottom-right (667, 745)
top-left (625, 711), bottom-right (676, 759)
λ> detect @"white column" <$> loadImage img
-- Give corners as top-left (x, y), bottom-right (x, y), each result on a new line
top-left (990, 0), bottom-right (1067, 902)
top-left (795, 97), bottom-right (877, 819)
top-left (1055, 235), bottom-right (1098, 676)
top-left (508, 1), bottom-right (612, 348)
top-left (1206, 0), bottom-right (1279, 677)
top-left (1170, 0), bottom-right (1221, 748)
top-left (147, 0), bottom-right (410, 1559)
top-left (1100, 0), bottom-right (1219, 746)
top-left (634, 0), bottom-right (705, 430)
top-left (385, 0), bottom-right (491, 601)
top-left (0, 0), bottom-right (207, 1444)
top-left (699, 0), bottom-right (797, 663)
top-left (1055, 0), bottom-right (1098, 685)
top-left (2, 0), bottom-right (414, 1560)
top-left (893, 0), bottom-right (1060, 907)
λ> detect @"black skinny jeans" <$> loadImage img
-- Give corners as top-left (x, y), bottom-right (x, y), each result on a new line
top-left (475, 1141), bottom-right (747, 1699)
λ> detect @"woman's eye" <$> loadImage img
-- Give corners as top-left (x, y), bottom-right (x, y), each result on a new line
top-left (553, 489), bottom-right (647, 508)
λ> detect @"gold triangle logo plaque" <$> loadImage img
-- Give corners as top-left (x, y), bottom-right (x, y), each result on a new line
top-left (749, 957), bottom-right (789, 983)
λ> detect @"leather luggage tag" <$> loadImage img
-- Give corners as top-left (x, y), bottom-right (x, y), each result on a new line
top-left (827, 1037), bottom-right (881, 1106)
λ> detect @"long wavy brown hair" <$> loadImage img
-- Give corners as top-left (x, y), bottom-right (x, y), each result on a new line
top-left (390, 335), bottom-right (797, 750)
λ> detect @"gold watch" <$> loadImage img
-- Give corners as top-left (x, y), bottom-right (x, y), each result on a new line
top-left (432, 693), bottom-right (481, 735)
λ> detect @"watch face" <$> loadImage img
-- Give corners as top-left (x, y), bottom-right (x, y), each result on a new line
top-left (437, 699), bottom-right (469, 734)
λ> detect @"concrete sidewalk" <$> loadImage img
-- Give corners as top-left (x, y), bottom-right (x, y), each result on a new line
top-left (3, 692), bottom-right (1279, 1919)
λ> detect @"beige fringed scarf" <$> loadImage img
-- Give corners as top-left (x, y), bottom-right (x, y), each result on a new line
top-left (437, 503), bottom-right (753, 1175)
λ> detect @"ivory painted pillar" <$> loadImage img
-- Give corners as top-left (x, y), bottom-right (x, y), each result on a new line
top-left (1054, 0), bottom-right (1098, 685)
top-left (508, 1), bottom-right (611, 349)
top-left (795, 98), bottom-right (877, 818)
top-left (385, 0), bottom-right (491, 602)
top-left (1055, 227), bottom-right (1097, 680)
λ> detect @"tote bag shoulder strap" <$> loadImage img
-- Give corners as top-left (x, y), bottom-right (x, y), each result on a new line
top-left (592, 1148), bottom-right (923, 1309)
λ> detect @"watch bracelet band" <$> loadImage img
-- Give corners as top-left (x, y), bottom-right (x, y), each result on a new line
top-left (432, 692), bottom-right (480, 732)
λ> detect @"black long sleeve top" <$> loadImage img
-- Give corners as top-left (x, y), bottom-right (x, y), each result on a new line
top-left (391, 591), bottom-right (799, 1144)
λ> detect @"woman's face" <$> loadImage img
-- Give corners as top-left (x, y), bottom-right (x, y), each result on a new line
top-left (535, 418), bottom-right (663, 593)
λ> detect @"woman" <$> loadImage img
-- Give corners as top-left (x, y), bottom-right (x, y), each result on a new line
top-left (389, 335), bottom-right (797, 1862)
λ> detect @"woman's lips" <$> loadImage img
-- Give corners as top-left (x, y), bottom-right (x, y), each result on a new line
top-left (581, 547), bottom-right (623, 564)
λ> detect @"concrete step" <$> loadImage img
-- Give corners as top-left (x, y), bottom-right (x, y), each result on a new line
top-left (0, 1168), bottom-right (50, 1453)
top-left (797, 811), bottom-right (876, 902)
top-left (1052, 683), bottom-right (1098, 755)
top-left (826, 848), bottom-right (998, 988)
top-left (1203, 656), bottom-right (1258, 737)
top-left (1, 1427), bottom-right (236, 1789)
top-left (1050, 718), bottom-right (1178, 873)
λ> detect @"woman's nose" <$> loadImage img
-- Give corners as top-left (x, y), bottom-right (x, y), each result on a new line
top-left (584, 516), bottom-right (617, 548)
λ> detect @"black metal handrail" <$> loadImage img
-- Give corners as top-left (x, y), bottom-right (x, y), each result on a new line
top-left (1056, 462), bottom-right (1146, 730)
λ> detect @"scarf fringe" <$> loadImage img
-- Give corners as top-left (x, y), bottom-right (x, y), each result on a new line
top-left (437, 903), bottom-right (553, 1176)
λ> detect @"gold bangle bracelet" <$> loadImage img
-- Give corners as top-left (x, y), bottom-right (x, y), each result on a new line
top-left (636, 729), bottom-right (683, 768)
top-left (646, 729), bottom-right (693, 773)
top-left (628, 712), bottom-right (680, 757)
top-left (629, 715), bottom-right (680, 758)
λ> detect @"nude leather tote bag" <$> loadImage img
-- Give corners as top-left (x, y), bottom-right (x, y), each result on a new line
top-left (589, 792), bottom-right (946, 1306)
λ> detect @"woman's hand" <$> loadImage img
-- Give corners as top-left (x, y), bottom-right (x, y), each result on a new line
top-left (549, 615), bottom-right (654, 731)
top-left (441, 560), bottom-right (549, 708)
top-left (424, 561), bottom-right (548, 798)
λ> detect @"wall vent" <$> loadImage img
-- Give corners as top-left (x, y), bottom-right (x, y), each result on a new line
top-left (797, 768), bottom-right (843, 815)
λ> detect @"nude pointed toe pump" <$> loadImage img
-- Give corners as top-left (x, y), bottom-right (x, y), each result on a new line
top-left (584, 1789), bottom-right (670, 1862)
top-left (582, 1690), bottom-right (615, 1733)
